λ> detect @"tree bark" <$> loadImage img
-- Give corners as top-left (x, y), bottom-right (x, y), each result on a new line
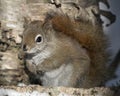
top-left (0, 86), bottom-right (114, 96)
top-left (0, 0), bottom-right (26, 43)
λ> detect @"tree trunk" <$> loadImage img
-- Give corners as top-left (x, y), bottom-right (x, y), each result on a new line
top-left (0, 0), bottom-right (26, 43)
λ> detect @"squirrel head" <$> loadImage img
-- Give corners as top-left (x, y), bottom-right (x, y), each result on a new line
top-left (21, 12), bottom-right (87, 58)
top-left (21, 19), bottom-right (56, 55)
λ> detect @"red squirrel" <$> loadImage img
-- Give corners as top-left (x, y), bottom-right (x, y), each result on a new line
top-left (20, 12), bottom-right (109, 88)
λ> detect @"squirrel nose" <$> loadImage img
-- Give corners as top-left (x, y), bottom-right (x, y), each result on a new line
top-left (23, 44), bottom-right (27, 51)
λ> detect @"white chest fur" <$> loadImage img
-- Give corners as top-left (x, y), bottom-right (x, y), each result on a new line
top-left (40, 64), bottom-right (73, 87)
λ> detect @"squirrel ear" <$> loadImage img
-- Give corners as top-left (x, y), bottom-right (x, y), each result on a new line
top-left (23, 17), bottom-right (31, 28)
top-left (43, 11), bottom-right (56, 30)
top-left (43, 20), bottom-right (53, 32)
top-left (44, 11), bottom-right (63, 32)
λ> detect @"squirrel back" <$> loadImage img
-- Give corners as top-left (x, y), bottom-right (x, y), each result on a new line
top-left (44, 12), bottom-right (109, 87)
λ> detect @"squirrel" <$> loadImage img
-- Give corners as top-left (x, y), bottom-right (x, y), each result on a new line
top-left (19, 12), bottom-right (109, 88)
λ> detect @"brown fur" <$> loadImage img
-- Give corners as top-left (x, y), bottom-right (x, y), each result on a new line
top-left (44, 13), bottom-right (109, 87)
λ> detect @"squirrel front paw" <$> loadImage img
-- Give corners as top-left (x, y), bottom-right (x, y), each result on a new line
top-left (18, 50), bottom-right (26, 60)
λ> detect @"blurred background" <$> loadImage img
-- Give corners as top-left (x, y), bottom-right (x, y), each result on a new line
top-left (100, 0), bottom-right (120, 87)
top-left (104, 0), bottom-right (120, 56)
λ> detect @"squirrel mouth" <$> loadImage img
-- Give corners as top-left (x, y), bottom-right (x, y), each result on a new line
top-left (25, 53), bottom-right (36, 60)
top-left (25, 50), bottom-right (40, 60)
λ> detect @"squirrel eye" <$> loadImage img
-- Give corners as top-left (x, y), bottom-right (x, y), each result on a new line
top-left (35, 34), bottom-right (42, 43)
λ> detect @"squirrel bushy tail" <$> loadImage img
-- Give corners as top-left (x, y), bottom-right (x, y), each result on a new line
top-left (45, 12), bottom-right (109, 86)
